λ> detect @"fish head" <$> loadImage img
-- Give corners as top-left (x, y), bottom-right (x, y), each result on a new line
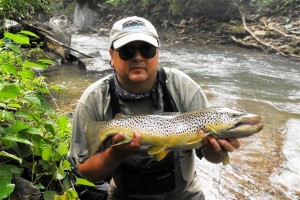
top-left (204, 107), bottom-right (263, 138)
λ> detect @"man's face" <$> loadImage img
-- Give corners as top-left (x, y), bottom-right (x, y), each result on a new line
top-left (110, 41), bottom-right (159, 93)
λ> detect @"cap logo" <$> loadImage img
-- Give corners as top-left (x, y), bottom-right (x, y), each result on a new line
top-left (122, 20), bottom-right (147, 32)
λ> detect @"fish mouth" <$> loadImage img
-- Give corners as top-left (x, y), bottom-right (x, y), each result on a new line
top-left (226, 114), bottom-right (264, 138)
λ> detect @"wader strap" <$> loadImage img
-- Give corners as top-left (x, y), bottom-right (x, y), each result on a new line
top-left (158, 67), bottom-right (174, 112)
top-left (108, 77), bottom-right (121, 117)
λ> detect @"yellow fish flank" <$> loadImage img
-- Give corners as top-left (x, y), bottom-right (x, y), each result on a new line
top-left (85, 107), bottom-right (263, 165)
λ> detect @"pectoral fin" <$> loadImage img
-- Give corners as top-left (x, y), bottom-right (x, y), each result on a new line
top-left (147, 146), bottom-right (166, 155)
top-left (110, 138), bottom-right (132, 146)
top-left (186, 134), bottom-right (206, 145)
top-left (153, 150), bottom-right (169, 161)
top-left (206, 124), bottom-right (219, 134)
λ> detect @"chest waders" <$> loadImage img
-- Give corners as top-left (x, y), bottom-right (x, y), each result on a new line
top-left (108, 67), bottom-right (179, 194)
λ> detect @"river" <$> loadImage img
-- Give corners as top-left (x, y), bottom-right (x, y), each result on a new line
top-left (43, 34), bottom-right (300, 200)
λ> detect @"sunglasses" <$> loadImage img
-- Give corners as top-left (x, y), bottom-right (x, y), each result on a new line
top-left (116, 43), bottom-right (157, 60)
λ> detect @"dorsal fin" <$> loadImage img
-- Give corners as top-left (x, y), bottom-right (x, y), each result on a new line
top-left (114, 113), bottom-right (126, 119)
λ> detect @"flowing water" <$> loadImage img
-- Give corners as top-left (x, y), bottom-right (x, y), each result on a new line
top-left (43, 34), bottom-right (300, 200)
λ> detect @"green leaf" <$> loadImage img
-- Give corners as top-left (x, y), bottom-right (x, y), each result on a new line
top-left (5, 43), bottom-right (22, 54)
top-left (23, 60), bottom-right (48, 69)
top-left (25, 127), bottom-right (42, 136)
top-left (0, 64), bottom-right (17, 75)
top-left (43, 190), bottom-right (56, 200)
top-left (1, 110), bottom-right (14, 121)
top-left (7, 103), bottom-right (21, 109)
top-left (66, 189), bottom-right (78, 199)
top-left (18, 70), bottom-right (35, 79)
top-left (0, 182), bottom-right (15, 199)
top-left (62, 160), bottom-right (71, 171)
top-left (0, 165), bottom-right (22, 178)
top-left (24, 94), bottom-right (41, 105)
top-left (0, 84), bottom-right (20, 99)
top-left (56, 160), bottom-right (66, 180)
top-left (42, 147), bottom-right (52, 161)
top-left (75, 178), bottom-right (96, 187)
top-left (0, 165), bottom-right (22, 199)
top-left (0, 151), bottom-right (22, 164)
top-left (4, 121), bottom-right (30, 134)
top-left (4, 32), bottom-right (30, 45)
top-left (58, 115), bottom-right (68, 137)
top-left (44, 123), bottom-right (55, 135)
top-left (3, 135), bottom-right (33, 146)
top-left (37, 87), bottom-right (50, 94)
top-left (14, 111), bottom-right (34, 121)
top-left (37, 59), bottom-right (54, 65)
top-left (50, 84), bottom-right (61, 91)
top-left (19, 30), bottom-right (39, 38)
top-left (58, 142), bottom-right (68, 156)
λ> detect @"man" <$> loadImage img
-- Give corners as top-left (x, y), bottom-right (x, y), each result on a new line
top-left (68, 16), bottom-right (240, 199)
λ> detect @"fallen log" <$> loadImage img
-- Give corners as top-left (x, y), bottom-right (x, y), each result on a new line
top-left (44, 34), bottom-right (93, 58)
top-left (20, 21), bottom-right (94, 59)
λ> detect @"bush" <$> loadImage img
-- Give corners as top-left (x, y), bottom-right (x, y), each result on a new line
top-left (0, 31), bottom-right (76, 199)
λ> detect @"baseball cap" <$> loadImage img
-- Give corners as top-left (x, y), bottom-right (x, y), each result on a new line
top-left (109, 16), bottom-right (159, 49)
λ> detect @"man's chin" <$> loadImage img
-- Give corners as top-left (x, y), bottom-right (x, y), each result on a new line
top-left (129, 71), bottom-right (147, 81)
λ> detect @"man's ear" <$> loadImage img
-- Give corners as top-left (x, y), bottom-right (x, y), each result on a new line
top-left (109, 49), bottom-right (114, 67)
top-left (109, 48), bottom-right (113, 57)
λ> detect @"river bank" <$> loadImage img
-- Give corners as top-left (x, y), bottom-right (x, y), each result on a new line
top-left (61, 1), bottom-right (300, 61)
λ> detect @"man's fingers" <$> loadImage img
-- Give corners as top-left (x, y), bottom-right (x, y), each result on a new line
top-left (207, 136), bottom-right (222, 152)
top-left (227, 138), bottom-right (240, 149)
top-left (131, 131), bottom-right (142, 147)
top-left (198, 130), bottom-right (208, 145)
top-left (112, 132), bottom-right (124, 144)
top-left (217, 139), bottom-right (240, 152)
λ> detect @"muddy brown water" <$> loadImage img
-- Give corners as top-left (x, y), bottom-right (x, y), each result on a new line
top-left (43, 35), bottom-right (300, 200)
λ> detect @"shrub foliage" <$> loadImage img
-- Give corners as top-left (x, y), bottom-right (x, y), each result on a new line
top-left (0, 32), bottom-right (76, 199)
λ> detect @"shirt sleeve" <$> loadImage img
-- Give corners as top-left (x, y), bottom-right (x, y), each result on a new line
top-left (68, 77), bottom-right (112, 164)
top-left (165, 67), bottom-right (209, 112)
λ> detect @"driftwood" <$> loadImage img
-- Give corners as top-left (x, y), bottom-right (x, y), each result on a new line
top-left (260, 19), bottom-right (300, 40)
top-left (238, 7), bottom-right (286, 56)
top-left (237, 6), bottom-right (300, 60)
top-left (230, 36), bottom-right (265, 51)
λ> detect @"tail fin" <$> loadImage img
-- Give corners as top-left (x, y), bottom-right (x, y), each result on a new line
top-left (85, 121), bottom-right (106, 156)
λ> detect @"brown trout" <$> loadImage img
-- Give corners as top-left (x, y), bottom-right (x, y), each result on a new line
top-left (85, 107), bottom-right (263, 164)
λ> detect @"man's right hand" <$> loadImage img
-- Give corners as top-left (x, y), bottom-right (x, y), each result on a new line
top-left (110, 131), bottom-right (142, 158)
